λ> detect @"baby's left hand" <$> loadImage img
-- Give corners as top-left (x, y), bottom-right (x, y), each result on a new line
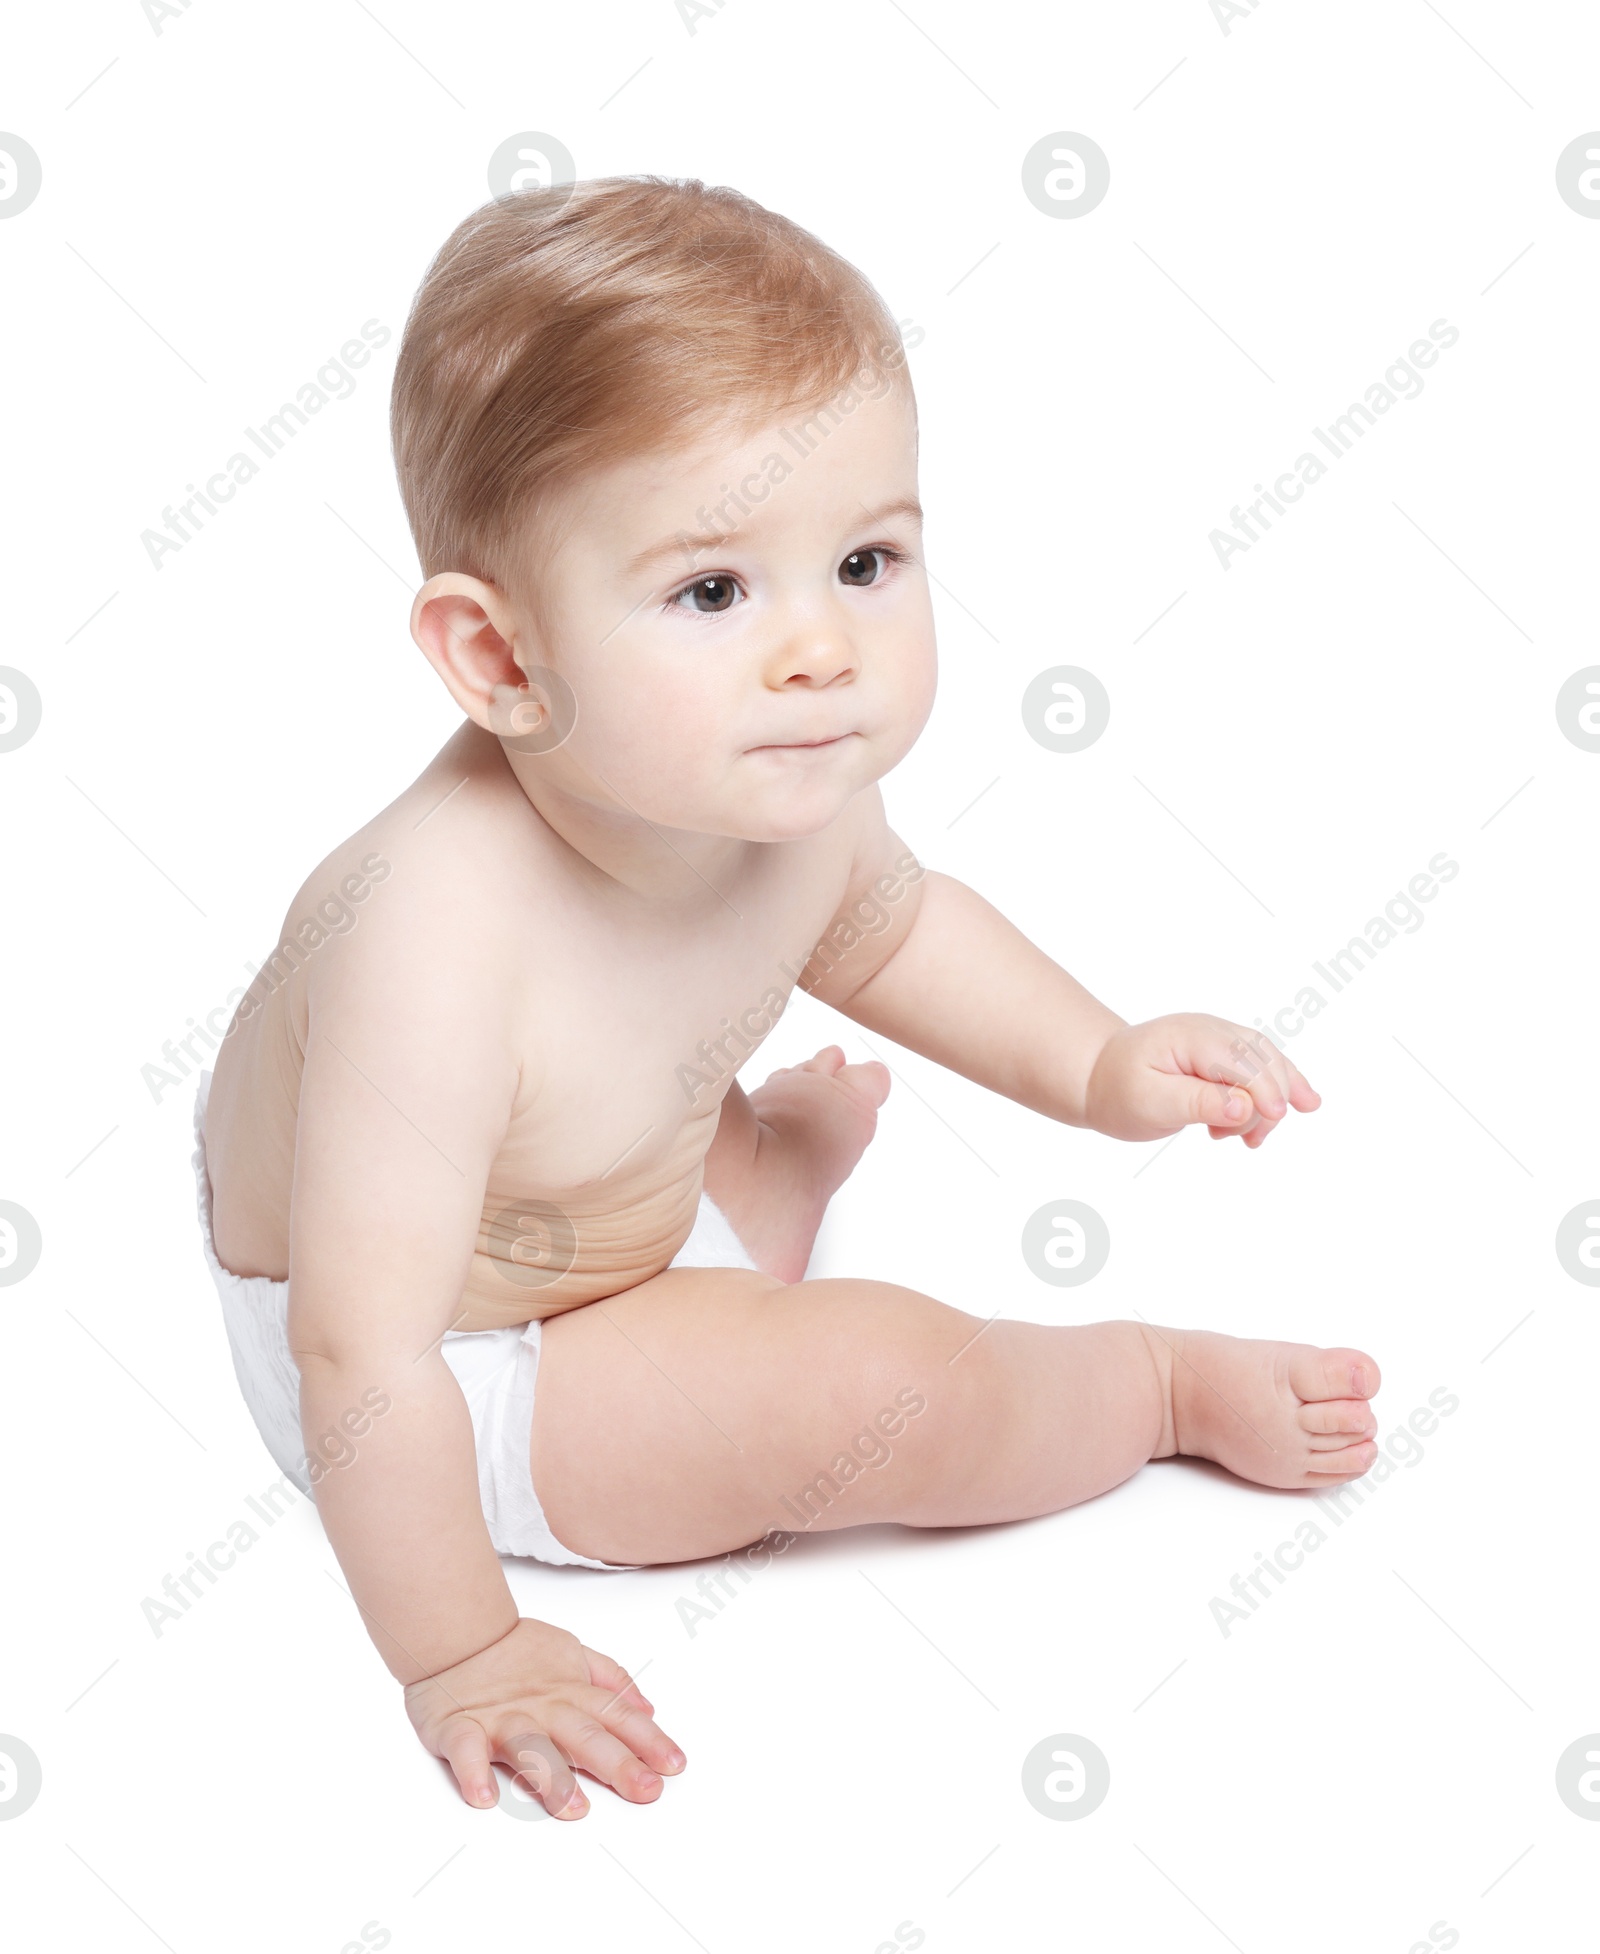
top-left (1083, 1013), bottom-right (1320, 1148)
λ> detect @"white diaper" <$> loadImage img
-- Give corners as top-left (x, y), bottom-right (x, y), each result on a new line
top-left (191, 1070), bottom-right (757, 1570)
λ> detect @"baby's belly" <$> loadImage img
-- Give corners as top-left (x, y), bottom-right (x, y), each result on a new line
top-left (455, 1173), bottom-right (713, 1329)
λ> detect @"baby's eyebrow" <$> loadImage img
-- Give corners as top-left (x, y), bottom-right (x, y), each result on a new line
top-left (859, 495), bottom-right (924, 536)
top-left (626, 529), bottom-right (729, 577)
top-left (625, 496), bottom-right (924, 580)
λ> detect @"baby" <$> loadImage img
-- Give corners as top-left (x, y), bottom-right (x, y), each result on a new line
top-left (196, 176), bottom-right (1380, 1823)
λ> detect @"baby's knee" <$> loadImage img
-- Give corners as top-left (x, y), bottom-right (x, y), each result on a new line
top-left (796, 1281), bottom-right (986, 1477)
top-left (802, 1279), bottom-right (969, 1377)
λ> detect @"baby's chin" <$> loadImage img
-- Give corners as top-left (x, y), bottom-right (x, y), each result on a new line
top-left (685, 754), bottom-right (878, 843)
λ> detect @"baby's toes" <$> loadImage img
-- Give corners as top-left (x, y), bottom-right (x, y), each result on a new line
top-left (1306, 1430), bottom-right (1372, 1453)
top-left (835, 1059), bottom-right (891, 1111)
top-left (1287, 1345), bottom-right (1381, 1404)
top-left (1298, 1398), bottom-right (1377, 1443)
top-left (799, 1046), bottom-right (847, 1076)
top-left (1306, 1438), bottom-right (1380, 1479)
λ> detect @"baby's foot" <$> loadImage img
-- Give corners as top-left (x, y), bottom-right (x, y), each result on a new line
top-left (720, 1047), bottom-right (890, 1283)
top-left (1144, 1328), bottom-right (1381, 1489)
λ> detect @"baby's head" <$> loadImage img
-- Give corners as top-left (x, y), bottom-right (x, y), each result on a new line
top-left (391, 177), bottom-right (935, 844)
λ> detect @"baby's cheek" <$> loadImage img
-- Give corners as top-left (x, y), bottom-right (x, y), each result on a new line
top-left (588, 688), bottom-right (710, 790)
top-left (882, 670), bottom-right (938, 765)
top-left (896, 638), bottom-right (939, 730)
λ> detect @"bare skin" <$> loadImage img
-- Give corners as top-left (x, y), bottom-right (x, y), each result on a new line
top-left (203, 376), bottom-right (1379, 1821)
top-left (702, 1044), bottom-right (890, 1282)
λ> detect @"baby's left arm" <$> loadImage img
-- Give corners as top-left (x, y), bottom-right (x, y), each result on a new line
top-left (811, 794), bottom-right (1318, 1150)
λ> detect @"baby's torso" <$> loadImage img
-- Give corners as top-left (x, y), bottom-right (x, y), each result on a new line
top-left (204, 727), bottom-right (861, 1329)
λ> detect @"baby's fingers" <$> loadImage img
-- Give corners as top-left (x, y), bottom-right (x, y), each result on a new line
top-left (581, 1683), bottom-right (686, 1782)
top-left (1185, 1079), bottom-right (1255, 1132)
top-left (1232, 1033), bottom-right (1319, 1120)
top-left (545, 1704), bottom-right (669, 1806)
top-left (582, 1643), bottom-right (656, 1718)
top-left (495, 1726), bottom-right (587, 1820)
top-left (1211, 1029), bottom-right (1320, 1138)
top-left (1279, 1050), bottom-right (1321, 1112)
top-left (437, 1717), bottom-right (499, 1810)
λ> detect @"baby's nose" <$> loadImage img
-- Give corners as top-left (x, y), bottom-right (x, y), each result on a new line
top-left (768, 626), bottom-right (859, 688)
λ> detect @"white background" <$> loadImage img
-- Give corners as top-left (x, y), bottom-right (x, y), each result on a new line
top-left (3, 1), bottom-right (1598, 1948)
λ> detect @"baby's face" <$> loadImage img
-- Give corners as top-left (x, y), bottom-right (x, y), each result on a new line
top-left (514, 378), bottom-right (935, 842)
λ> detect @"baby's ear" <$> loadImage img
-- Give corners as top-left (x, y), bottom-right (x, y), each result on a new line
top-left (410, 573), bottom-right (524, 726)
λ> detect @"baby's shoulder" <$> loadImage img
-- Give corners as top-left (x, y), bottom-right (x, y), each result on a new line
top-left (272, 739), bottom-right (536, 1008)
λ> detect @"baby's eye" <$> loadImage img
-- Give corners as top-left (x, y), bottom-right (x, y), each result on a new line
top-left (838, 547), bottom-right (898, 588)
top-left (671, 575), bottom-right (742, 615)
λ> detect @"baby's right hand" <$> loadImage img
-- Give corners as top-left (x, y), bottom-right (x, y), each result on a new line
top-left (403, 1617), bottom-right (685, 1818)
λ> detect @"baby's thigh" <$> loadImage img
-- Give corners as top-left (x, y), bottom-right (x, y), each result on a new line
top-left (531, 1269), bottom-right (977, 1566)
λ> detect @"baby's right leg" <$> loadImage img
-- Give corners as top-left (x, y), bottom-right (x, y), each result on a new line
top-left (531, 1272), bottom-right (1381, 1567)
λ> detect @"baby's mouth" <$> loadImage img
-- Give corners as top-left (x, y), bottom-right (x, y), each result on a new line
top-left (746, 732), bottom-right (856, 753)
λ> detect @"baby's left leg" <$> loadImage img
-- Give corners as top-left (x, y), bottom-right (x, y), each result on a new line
top-left (701, 1048), bottom-right (890, 1282)
top-left (532, 1269), bottom-right (1381, 1568)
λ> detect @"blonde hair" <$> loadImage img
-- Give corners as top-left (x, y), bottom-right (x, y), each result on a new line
top-left (390, 175), bottom-right (912, 613)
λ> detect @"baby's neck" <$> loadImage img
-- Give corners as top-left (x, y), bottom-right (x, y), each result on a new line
top-left (464, 722), bottom-right (756, 907)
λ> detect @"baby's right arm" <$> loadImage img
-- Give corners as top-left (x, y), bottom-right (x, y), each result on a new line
top-left (286, 919), bottom-right (681, 1816)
